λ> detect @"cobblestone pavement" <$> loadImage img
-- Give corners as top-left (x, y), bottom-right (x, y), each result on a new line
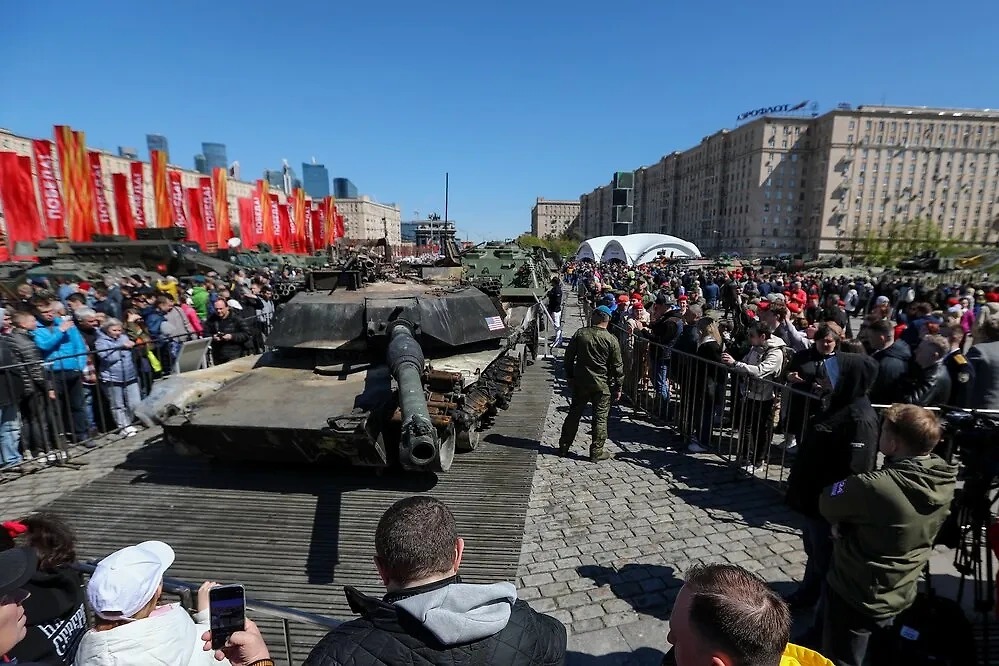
top-left (520, 300), bottom-right (807, 664)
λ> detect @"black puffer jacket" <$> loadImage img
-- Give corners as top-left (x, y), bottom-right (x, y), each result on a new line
top-left (869, 339), bottom-right (910, 405)
top-left (786, 353), bottom-right (880, 518)
top-left (304, 577), bottom-right (566, 666)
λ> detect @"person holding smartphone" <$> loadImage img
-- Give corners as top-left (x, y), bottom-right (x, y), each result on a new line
top-left (74, 541), bottom-right (230, 666)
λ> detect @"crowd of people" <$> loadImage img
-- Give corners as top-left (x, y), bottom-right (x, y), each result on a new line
top-left (0, 430), bottom-right (961, 666)
top-left (556, 256), bottom-right (994, 664)
top-left (562, 258), bottom-right (999, 471)
top-left (0, 269), bottom-right (283, 468)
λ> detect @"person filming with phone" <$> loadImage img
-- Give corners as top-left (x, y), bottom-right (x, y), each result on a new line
top-left (74, 541), bottom-right (230, 666)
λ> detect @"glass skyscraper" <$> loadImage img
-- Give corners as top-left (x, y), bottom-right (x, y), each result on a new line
top-left (146, 134), bottom-right (169, 161)
top-left (194, 154), bottom-right (208, 174)
top-left (333, 178), bottom-right (358, 199)
top-left (202, 143), bottom-right (228, 173)
top-left (302, 162), bottom-right (330, 198)
top-left (264, 162), bottom-right (301, 193)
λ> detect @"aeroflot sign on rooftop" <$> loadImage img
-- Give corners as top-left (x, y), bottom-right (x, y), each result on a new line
top-left (737, 100), bottom-right (809, 122)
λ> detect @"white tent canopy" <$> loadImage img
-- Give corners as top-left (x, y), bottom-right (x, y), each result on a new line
top-left (574, 236), bottom-right (615, 261)
top-left (576, 233), bottom-right (701, 265)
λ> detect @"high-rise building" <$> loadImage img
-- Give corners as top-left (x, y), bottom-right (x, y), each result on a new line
top-left (146, 134), bottom-right (169, 161)
top-left (118, 146), bottom-right (138, 159)
top-left (531, 198), bottom-right (580, 238)
top-left (333, 177), bottom-right (358, 199)
top-left (194, 154), bottom-right (208, 174)
top-left (579, 104), bottom-right (999, 256)
top-left (263, 161), bottom-right (301, 194)
top-left (202, 143), bottom-right (227, 174)
top-left (302, 161), bottom-right (330, 198)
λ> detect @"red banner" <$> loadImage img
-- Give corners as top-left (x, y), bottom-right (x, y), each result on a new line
top-left (31, 140), bottom-right (64, 238)
top-left (151, 150), bottom-right (170, 228)
top-left (257, 180), bottom-right (273, 246)
top-left (278, 203), bottom-right (292, 252)
top-left (55, 126), bottom-right (94, 241)
top-left (87, 152), bottom-right (113, 235)
top-left (211, 168), bottom-right (230, 245)
top-left (199, 177), bottom-right (217, 251)
top-left (321, 197), bottom-right (335, 243)
top-left (167, 170), bottom-right (187, 229)
top-left (129, 162), bottom-right (146, 228)
top-left (185, 188), bottom-right (205, 249)
top-left (0, 153), bottom-right (44, 256)
top-left (287, 196), bottom-right (298, 254)
top-left (268, 194), bottom-right (281, 250)
top-left (314, 202), bottom-right (326, 249)
top-left (238, 197), bottom-right (258, 248)
top-left (291, 188), bottom-right (307, 254)
top-left (250, 184), bottom-right (266, 248)
top-left (335, 212), bottom-right (345, 240)
top-left (111, 173), bottom-right (136, 239)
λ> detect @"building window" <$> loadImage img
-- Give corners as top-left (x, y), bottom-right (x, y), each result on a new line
top-left (848, 135), bottom-right (854, 143)
top-left (849, 120), bottom-right (856, 130)
top-left (763, 203), bottom-right (770, 212)
top-left (866, 120), bottom-right (872, 130)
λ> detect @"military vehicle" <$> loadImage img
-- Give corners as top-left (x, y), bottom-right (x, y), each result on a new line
top-left (22, 229), bottom-right (236, 282)
top-left (138, 264), bottom-right (542, 473)
top-left (461, 242), bottom-right (554, 304)
top-left (898, 250), bottom-right (956, 273)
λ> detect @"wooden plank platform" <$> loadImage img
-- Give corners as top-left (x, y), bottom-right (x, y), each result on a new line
top-left (42, 359), bottom-right (553, 664)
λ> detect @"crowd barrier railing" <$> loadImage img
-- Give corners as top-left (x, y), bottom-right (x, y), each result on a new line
top-left (0, 309), bottom-right (274, 479)
top-left (573, 294), bottom-right (999, 491)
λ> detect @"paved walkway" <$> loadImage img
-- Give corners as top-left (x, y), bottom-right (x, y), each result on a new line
top-left (518, 301), bottom-right (807, 663)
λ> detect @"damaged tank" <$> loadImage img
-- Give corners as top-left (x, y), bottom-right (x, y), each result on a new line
top-left (140, 266), bottom-right (542, 472)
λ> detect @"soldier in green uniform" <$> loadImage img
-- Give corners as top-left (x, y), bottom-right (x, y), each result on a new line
top-left (941, 318), bottom-right (975, 407)
top-left (558, 305), bottom-right (623, 462)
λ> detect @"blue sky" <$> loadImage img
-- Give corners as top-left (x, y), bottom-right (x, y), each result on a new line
top-left (3, 0), bottom-right (998, 242)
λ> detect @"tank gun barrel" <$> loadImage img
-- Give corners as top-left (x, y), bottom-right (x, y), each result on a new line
top-left (387, 322), bottom-right (440, 470)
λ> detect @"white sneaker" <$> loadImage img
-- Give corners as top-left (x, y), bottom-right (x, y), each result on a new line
top-left (783, 435), bottom-right (798, 451)
top-left (687, 441), bottom-right (708, 453)
top-left (741, 464), bottom-right (758, 475)
top-left (22, 450), bottom-right (33, 461)
top-left (44, 452), bottom-right (58, 463)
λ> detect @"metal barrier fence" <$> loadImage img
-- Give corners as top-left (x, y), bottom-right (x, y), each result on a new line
top-left (0, 310), bottom-right (273, 478)
top-left (573, 292), bottom-right (999, 490)
top-left (72, 562), bottom-right (340, 666)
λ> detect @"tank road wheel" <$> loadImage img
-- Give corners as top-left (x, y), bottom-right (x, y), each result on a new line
top-left (456, 426), bottom-right (480, 452)
top-left (429, 425), bottom-right (456, 472)
top-left (513, 343), bottom-right (528, 375)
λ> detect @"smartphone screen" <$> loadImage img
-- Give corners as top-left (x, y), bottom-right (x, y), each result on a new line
top-left (209, 584), bottom-right (246, 650)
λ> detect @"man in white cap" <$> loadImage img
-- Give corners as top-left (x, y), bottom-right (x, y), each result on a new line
top-left (74, 541), bottom-right (227, 666)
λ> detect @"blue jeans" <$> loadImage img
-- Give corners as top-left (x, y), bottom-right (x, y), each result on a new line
top-left (0, 404), bottom-right (23, 465)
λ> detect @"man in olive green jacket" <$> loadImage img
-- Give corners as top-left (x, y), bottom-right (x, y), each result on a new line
top-left (558, 305), bottom-right (623, 462)
top-left (818, 403), bottom-right (958, 666)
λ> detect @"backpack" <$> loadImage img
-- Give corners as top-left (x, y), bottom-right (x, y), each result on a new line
top-left (763, 344), bottom-right (793, 383)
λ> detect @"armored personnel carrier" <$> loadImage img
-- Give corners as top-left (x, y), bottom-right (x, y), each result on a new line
top-left (461, 242), bottom-right (553, 303)
top-left (140, 265), bottom-right (541, 472)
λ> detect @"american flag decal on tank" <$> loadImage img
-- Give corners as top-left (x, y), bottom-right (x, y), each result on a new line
top-left (485, 316), bottom-right (505, 331)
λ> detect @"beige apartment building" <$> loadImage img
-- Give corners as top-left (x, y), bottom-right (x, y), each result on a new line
top-left (531, 198), bottom-right (580, 238)
top-left (579, 105), bottom-right (999, 257)
top-left (335, 196), bottom-right (402, 244)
